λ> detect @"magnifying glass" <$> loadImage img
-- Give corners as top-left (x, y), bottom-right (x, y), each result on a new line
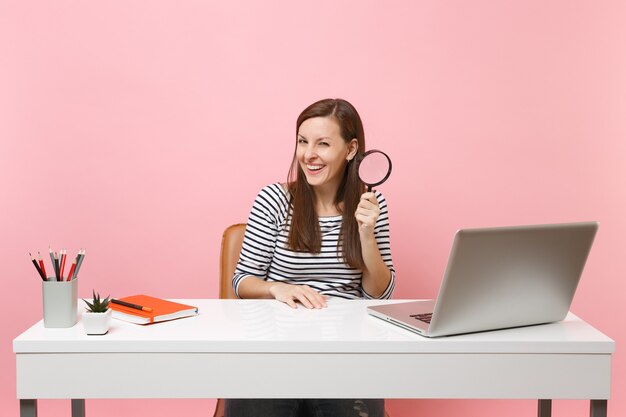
top-left (357, 149), bottom-right (392, 192)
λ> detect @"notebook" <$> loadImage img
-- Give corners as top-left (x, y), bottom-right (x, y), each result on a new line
top-left (367, 222), bottom-right (598, 337)
top-left (110, 295), bottom-right (199, 325)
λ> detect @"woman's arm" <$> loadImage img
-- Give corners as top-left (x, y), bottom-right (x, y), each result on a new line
top-left (238, 277), bottom-right (327, 309)
top-left (233, 185), bottom-right (327, 309)
top-left (355, 192), bottom-right (395, 298)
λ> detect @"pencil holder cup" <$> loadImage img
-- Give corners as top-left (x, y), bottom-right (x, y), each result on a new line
top-left (42, 279), bottom-right (78, 328)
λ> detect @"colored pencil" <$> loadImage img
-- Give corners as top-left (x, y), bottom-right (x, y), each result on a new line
top-left (53, 252), bottom-right (60, 281)
top-left (37, 252), bottom-right (47, 279)
top-left (49, 247), bottom-right (56, 280)
top-left (66, 262), bottom-right (76, 281)
top-left (29, 253), bottom-right (46, 281)
top-left (59, 248), bottom-right (67, 280)
top-left (73, 249), bottom-right (86, 279)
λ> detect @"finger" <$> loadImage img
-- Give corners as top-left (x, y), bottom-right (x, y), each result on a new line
top-left (355, 214), bottom-right (376, 232)
top-left (273, 286), bottom-right (300, 309)
top-left (356, 206), bottom-right (380, 223)
top-left (275, 292), bottom-right (298, 308)
top-left (308, 291), bottom-right (327, 308)
top-left (318, 294), bottom-right (328, 308)
top-left (294, 291), bottom-right (315, 309)
top-left (357, 201), bottom-right (372, 211)
top-left (355, 202), bottom-right (372, 213)
top-left (355, 212), bottom-right (376, 225)
top-left (355, 213), bottom-right (368, 224)
top-left (358, 200), bottom-right (379, 212)
top-left (355, 205), bottom-right (377, 217)
top-left (299, 287), bottom-right (327, 309)
top-left (360, 192), bottom-right (377, 203)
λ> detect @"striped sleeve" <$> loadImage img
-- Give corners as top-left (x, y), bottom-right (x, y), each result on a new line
top-left (362, 191), bottom-right (396, 300)
top-left (232, 184), bottom-right (288, 297)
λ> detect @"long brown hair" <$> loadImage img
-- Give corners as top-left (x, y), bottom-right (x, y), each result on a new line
top-left (287, 98), bottom-right (366, 269)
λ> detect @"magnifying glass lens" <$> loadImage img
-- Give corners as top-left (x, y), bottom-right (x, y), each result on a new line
top-left (359, 153), bottom-right (389, 184)
top-left (357, 150), bottom-right (392, 191)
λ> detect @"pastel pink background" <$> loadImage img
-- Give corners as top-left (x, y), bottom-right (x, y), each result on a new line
top-left (1, 1), bottom-right (624, 416)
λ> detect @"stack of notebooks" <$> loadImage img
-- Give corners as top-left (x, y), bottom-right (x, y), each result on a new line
top-left (110, 295), bottom-right (198, 324)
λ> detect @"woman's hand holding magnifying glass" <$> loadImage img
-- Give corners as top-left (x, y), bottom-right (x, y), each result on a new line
top-left (355, 149), bottom-right (391, 239)
top-left (355, 192), bottom-right (380, 239)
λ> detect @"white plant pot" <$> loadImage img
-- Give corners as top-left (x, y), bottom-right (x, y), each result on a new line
top-left (82, 309), bottom-right (112, 335)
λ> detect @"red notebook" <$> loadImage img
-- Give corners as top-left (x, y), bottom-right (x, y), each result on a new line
top-left (110, 295), bottom-right (198, 325)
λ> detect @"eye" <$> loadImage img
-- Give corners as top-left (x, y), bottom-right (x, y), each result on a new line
top-left (319, 141), bottom-right (330, 147)
top-left (297, 138), bottom-right (308, 145)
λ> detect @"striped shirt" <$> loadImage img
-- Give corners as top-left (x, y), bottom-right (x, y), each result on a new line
top-left (233, 183), bottom-right (395, 300)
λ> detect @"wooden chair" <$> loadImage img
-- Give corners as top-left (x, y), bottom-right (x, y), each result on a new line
top-left (212, 223), bottom-right (389, 417)
top-left (213, 224), bottom-right (246, 417)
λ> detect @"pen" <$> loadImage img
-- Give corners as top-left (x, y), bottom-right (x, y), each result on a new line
top-left (66, 262), bottom-right (76, 282)
top-left (38, 252), bottom-right (47, 279)
top-left (29, 253), bottom-right (46, 281)
top-left (111, 299), bottom-right (153, 312)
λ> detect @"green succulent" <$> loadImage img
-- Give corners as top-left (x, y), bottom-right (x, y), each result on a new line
top-left (83, 290), bottom-right (110, 313)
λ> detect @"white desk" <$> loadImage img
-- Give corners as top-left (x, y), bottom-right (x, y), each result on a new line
top-left (14, 299), bottom-right (614, 417)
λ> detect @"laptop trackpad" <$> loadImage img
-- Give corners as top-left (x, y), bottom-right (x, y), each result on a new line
top-left (397, 299), bottom-right (437, 315)
top-left (370, 299), bottom-right (436, 319)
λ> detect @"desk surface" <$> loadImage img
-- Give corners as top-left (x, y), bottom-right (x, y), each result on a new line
top-left (14, 299), bottom-right (615, 401)
top-left (14, 299), bottom-right (614, 354)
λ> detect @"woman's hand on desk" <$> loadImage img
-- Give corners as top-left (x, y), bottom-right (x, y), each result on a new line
top-left (268, 282), bottom-right (328, 309)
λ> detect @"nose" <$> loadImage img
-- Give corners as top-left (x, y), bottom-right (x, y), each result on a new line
top-left (303, 144), bottom-right (317, 161)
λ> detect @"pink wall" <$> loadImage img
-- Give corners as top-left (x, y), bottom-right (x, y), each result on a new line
top-left (2, 1), bottom-right (624, 416)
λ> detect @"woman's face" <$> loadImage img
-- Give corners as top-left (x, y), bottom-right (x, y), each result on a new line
top-left (296, 116), bottom-right (357, 193)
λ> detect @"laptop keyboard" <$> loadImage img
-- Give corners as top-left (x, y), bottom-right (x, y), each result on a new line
top-left (409, 313), bottom-right (433, 324)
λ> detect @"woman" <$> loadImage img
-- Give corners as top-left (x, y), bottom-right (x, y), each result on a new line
top-left (226, 98), bottom-right (395, 417)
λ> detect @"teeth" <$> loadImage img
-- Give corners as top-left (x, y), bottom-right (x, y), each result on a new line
top-left (307, 164), bottom-right (324, 171)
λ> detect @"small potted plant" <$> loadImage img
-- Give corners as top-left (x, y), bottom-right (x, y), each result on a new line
top-left (82, 290), bottom-right (112, 335)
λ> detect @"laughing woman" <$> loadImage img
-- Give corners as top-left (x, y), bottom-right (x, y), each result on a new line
top-left (225, 98), bottom-right (395, 417)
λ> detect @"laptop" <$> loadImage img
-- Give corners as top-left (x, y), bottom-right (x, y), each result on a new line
top-left (367, 222), bottom-right (598, 337)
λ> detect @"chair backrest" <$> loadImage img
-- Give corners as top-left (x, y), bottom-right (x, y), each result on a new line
top-left (219, 223), bottom-right (246, 300)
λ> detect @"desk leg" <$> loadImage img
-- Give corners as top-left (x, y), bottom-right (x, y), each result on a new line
top-left (71, 399), bottom-right (85, 417)
top-left (20, 399), bottom-right (37, 417)
top-left (590, 400), bottom-right (607, 417)
top-left (538, 399), bottom-right (551, 417)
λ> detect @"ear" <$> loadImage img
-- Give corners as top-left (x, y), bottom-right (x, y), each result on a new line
top-left (346, 138), bottom-right (358, 161)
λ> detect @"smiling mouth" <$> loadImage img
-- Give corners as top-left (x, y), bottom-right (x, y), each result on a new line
top-left (306, 164), bottom-right (325, 173)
